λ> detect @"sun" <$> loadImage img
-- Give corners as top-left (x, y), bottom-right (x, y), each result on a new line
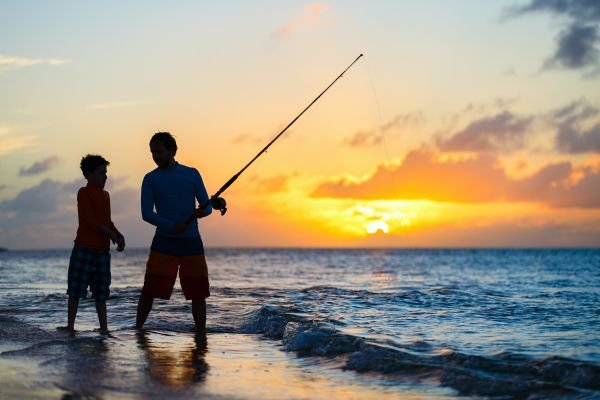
top-left (366, 220), bottom-right (389, 234)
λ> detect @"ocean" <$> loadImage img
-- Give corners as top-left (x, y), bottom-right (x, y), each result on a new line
top-left (0, 248), bottom-right (599, 399)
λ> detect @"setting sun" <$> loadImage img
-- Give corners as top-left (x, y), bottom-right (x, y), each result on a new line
top-left (366, 220), bottom-right (389, 234)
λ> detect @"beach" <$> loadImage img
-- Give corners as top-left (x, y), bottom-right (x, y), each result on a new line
top-left (1, 248), bottom-right (599, 399)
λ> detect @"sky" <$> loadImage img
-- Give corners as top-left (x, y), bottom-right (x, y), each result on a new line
top-left (1, 0), bottom-right (599, 249)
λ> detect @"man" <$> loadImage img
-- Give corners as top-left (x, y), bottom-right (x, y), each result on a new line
top-left (136, 131), bottom-right (213, 333)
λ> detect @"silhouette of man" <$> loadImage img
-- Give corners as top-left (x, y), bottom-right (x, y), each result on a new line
top-left (136, 132), bottom-right (213, 333)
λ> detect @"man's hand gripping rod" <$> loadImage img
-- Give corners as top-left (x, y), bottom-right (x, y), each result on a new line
top-left (188, 54), bottom-right (364, 222)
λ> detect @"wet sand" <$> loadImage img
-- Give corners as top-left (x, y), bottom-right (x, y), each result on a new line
top-left (0, 331), bottom-right (447, 400)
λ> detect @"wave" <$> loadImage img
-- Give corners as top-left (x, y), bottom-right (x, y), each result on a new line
top-left (240, 305), bottom-right (600, 398)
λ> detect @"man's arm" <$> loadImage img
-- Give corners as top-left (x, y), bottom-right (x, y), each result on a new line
top-left (193, 169), bottom-right (212, 218)
top-left (141, 175), bottom-right (176, 230)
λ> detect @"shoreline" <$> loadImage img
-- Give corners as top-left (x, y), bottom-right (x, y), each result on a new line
top-left (0, 330), bottom-right (446, 400)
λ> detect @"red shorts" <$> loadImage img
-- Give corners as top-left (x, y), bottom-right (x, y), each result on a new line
top-left (142, 251), bottom-right (210, 300)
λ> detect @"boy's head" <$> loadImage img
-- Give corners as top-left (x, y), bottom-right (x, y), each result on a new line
top-left (80, 154), bottom-right (110, 188)
top-left (149, 131), bottom-right (177, 168)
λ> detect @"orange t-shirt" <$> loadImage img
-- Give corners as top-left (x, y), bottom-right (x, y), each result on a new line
top-left (74, 185), bottom-right (120, 250)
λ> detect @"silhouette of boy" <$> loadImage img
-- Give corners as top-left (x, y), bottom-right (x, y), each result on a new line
top-left (63, 154), bottom-right (125, 332)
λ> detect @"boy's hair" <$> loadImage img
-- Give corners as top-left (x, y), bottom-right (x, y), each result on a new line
top-left (150, 131), bottom-right (178, 154)
top-left (80, 154), bottom-right (110, 177)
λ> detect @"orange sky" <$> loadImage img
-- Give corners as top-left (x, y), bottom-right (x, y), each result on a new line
top-left (1, 1), bottom-right (599, 248)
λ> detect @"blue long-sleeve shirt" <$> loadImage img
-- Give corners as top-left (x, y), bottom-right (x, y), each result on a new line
top-left (141, 163), bottom-right (212, 238)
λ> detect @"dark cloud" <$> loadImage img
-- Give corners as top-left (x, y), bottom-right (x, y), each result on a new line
top-left (342, 112), bottom-right (423, 148)
top-left (109, 187), bottom-right (139, 215)
top-left (438, 111), bottom-right (533, 153)
top-left (311, 147), bottom-right (600, 208)
top-left (505, 0), bottom-right (600, 74)
top-left (551, 100), bottom-right (600, 153)
top-left (232, 133), bottom-right (263, 145)
top-left (556, 121), bottom-right (600, 152)
top-left (18, 156), bottom-right (60, 176)
top-left (0, 178), bottom-right (149, 249)
top-left (343, 130), bottom-right (383, 148)
top-left (507, 0), bottom-right (600, 22)
top-left (546, 23), bottom-right (599, 69)
top-left (0, 178), bottom-right (77, 215)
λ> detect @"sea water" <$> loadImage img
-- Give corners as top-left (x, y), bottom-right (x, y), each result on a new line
top-left (0, 248), bottom-right (599, 399)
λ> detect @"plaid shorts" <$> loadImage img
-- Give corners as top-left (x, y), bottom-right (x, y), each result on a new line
top-left (67, 245), bottom-right (111, 300)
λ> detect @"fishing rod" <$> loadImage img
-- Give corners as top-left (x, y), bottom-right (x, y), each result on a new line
top-left (190, 53), bottom-right (364, 221)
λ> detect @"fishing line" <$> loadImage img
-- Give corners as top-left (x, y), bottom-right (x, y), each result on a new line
top-left (362, 56), bottom-right (391, 166)
top-left (189, 54), bottom-right (365, 220)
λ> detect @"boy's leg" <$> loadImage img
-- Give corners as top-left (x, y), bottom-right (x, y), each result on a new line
top-left (89, 249), bottom-right (111, 332)
top-left (66, 245), bottom-right (90, 331)
top-left (67, 296), bottom-right (80, 331)
top-left (192, 298), bottom-right (206, 333)
top-left (136, 293), bottom-right (154, 329)
top-left (95, 300), bottom-right (107, 332)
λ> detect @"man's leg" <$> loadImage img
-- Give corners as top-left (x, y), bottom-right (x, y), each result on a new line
top-left (192, 298), bottom-right (206, 333)
top-left (95, 300), bottom-right (108, 332)
top-left (67, 296), bottom-right (80, 331)
top-left (136, 293), bottom-right (154, 329)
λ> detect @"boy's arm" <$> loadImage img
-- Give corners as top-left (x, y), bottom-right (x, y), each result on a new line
top-left (141, 175), bottom-right (177, 230)
top-left (107, 193), bottom-right (125, 251)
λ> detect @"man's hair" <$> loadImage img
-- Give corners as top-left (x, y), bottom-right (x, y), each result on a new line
top-left (150, 131), bottom-right (178, 154)
top-left (80, 154), bottom-right (110, 177)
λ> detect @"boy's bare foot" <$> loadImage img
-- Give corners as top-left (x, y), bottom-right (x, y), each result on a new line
top-left (56, 326), bottom-right (76, 334)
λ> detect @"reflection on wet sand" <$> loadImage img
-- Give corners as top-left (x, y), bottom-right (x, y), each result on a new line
top-left (60, 336), bottom-right (111, 399)
top-left (136, 330), bottom-right (209, 388)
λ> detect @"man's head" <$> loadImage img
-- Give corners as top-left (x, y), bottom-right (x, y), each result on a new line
top-left (80, 154), bottom-right (110, 189)
top-left (150, 132), bottom-right (177, 168)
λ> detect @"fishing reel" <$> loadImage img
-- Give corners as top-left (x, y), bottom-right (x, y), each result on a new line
top-left (210, 197), bottom-right (227, 216)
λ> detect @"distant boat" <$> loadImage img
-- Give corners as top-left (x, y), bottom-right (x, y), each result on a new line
top-left (0, 247), bottom-right (7, 252)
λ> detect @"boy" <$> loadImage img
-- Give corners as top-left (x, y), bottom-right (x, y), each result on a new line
top-left (64, 154), bottom-right (125, 332)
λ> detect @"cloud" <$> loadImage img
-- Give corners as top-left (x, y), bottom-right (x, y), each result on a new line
top-left (0, 178), bottom-right (149, 249)
top-left (313, 149), bottom-right (508, 202)
top-left (551, 100), bottom-right (600, 153)
top-left (504, 0), bottom-right (600, 75)
top-left (18, 156), bottom-right (61, 176)
top-left (0, 179), bottom-right (78, 216)
top-left (311, 147), bottom-right (600, 208)
top-left (271, 3), bottom-right (329, 38)
top-left (255, 174), bottom-right (295, 193)
top-left (438, 111), bottom-right (534, 153)
top-left (232, 133), bottom-right (264, 145)
top-left (0, 54), bottom-right (68, 72)
top-left (511, 162), bottom-right (600, 207)
top-left (546, 23), bottom-right (599, 69)
top-left (342, 112), bottom-right (423, 148)
top-left (343, 130), bottom-right (383, 148)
